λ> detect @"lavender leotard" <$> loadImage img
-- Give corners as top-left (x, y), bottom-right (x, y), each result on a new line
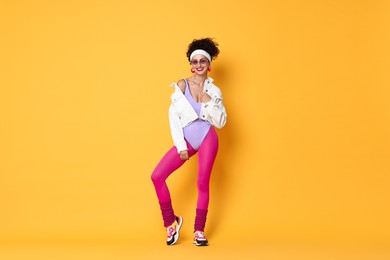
top-left (183, 79), bottom-right (212, 151)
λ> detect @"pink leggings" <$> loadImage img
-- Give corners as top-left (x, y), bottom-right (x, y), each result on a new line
top-left (151, 127), bottom-right (218, 228)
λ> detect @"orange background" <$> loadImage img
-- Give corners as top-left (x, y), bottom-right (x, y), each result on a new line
top-left (1, 0), bottom-right (389, 259)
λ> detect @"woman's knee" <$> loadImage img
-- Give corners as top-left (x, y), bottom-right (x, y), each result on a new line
top-left (151, 171), bottom-right (162, 185)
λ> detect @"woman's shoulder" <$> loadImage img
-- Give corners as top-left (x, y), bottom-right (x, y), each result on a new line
top-left (176, 79), bottom-right (186, 93)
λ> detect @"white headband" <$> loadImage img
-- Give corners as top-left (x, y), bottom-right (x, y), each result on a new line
top-left (190, 49), bottom-right (211, 62)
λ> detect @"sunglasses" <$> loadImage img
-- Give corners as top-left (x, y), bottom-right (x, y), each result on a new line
top-left (190, 58), bottom-right (209, 66)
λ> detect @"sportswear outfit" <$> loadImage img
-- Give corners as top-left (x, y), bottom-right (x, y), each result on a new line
top-left (151, 77), bottom-right (227, 242)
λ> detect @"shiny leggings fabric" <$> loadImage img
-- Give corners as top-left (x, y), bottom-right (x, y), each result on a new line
top-left (151, 127), bottom-right (218, 230)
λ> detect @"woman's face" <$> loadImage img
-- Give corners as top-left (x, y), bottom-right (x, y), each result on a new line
top-left (190, 54), bottom-right (210, 75)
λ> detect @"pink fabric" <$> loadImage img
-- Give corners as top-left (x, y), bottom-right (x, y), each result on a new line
top-left (159, 200), bottom-right (176, 227)
top-left (151, 127), bottom-right (219, 220)
top-left (194, 208), bottom-right (208, 232)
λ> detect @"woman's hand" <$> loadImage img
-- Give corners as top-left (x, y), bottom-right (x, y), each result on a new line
top-left (179, 150), bottom-right (189, 161)
top-left (200, 93), bottom-right (211, 103)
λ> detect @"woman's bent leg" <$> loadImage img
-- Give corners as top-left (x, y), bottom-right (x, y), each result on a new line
top-left (151, 144), bottom-right (196, 226)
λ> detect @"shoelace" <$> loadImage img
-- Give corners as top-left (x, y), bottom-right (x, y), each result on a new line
top-left (167, 225), bottom-right (176, 237)
top-left (195, 231), bottom-right (206, 240)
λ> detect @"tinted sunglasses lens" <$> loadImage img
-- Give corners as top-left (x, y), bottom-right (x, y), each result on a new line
top-left (191, 59), bottom-right (208, 65)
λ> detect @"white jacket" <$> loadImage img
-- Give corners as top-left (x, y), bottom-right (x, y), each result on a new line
top-left (168, 77), bottom-right (227, 153)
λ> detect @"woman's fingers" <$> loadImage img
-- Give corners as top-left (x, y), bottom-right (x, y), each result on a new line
top-left (201, 93), bottom-right (211, 102)
top-left (180, 150), bottom-right (189, 161)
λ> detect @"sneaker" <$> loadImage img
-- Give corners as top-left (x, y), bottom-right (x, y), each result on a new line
top-left (166, 216), bottom-right (183, 245)
top-left (193, 231), bottom-right (208, 246)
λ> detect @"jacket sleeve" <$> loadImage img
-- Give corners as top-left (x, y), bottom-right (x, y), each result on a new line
top-left (200, 88), bottom-right (227, 129)
top-left (168, 103), bottom-right (188, 153)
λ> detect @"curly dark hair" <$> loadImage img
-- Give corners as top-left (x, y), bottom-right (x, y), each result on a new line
top-left (186, 38), bottom-right (220, 62)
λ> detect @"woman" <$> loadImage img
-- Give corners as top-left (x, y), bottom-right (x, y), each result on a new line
top-left (151, 38), bottom-right (227, 246)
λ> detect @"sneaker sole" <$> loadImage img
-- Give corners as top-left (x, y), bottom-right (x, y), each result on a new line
top-left (193, 240), bottom-right (208, 246)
